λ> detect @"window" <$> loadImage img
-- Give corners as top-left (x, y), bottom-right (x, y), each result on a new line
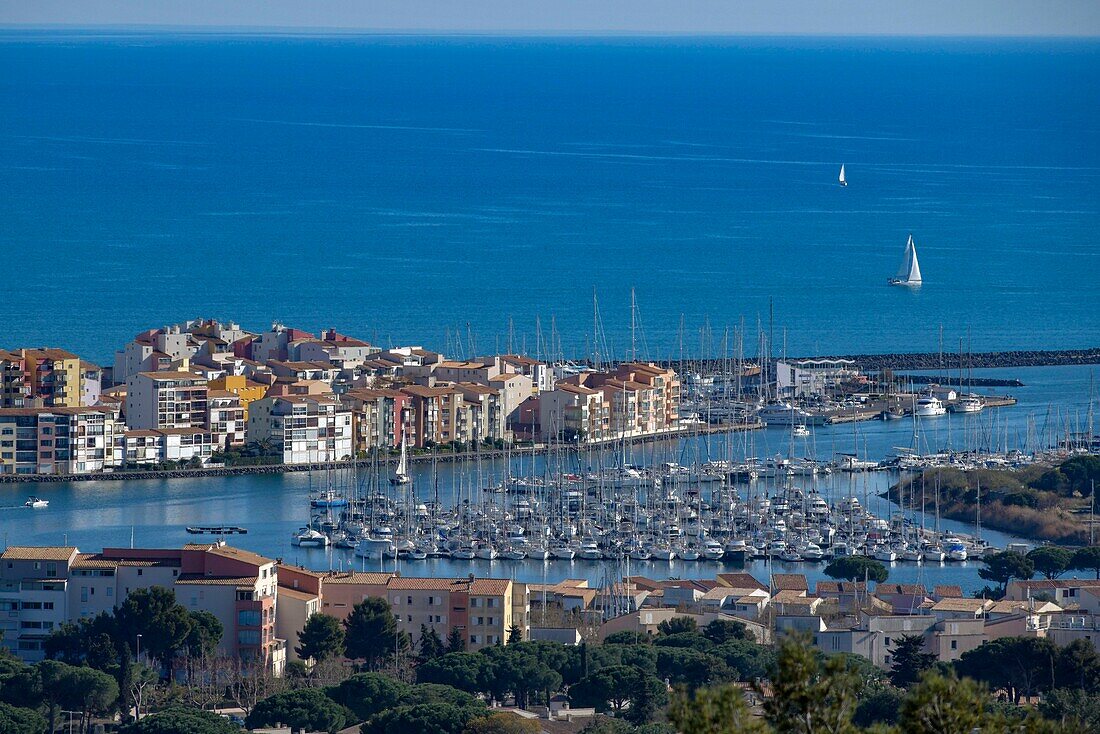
top-left (884, 655), bottom-right (891, 664)
top-left (238, 610), bottom-right (261, 626)
top-left (80, 587), bottom-right (88, 603)
top-left (951, 640), bottom-right (958, 650)
top-left (238, 630), bottom-right (261, 645)
top-left (407, 596), bottom-right (413, 605)
top-left (884, 637), bottom-right (891, 647)
top-left (470, 635), bottom-right (480, 645)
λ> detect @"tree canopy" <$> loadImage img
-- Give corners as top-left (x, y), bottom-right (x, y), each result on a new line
top-left (344, 597), bottom-right (408, 668)
top-left (1071, 546), bottom-right (1100, 580)
top-left (246, 688), bottom-right (347, 734)
top-left (297, 613), bottom-right (346, 662)
top-left (824, 555), bottom-right (889, 583)
top-left (977, 551), bottom-right (1035, 597)
top-left (1027, 546), bottom-right (1074, 580)
top-left (119, 706), bottom-right (239, 734)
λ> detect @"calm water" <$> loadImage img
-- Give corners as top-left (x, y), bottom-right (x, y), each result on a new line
top-left (2, 365), bottom-right (1094, 594)
top-left (1, 33), bottom-right (1098, 362)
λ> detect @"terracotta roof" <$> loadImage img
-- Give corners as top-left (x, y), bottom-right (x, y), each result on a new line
top-left (772, 589), bottom-right (811, 603)
top-left (815, 581), bottom-right (867, 594)
top-left (323, 572), bottom-right (394, 585)
top-left (1, 546), bottom-right (78, 562)
top-left (717, 572), bottom-right (768, 591)
top-left (388, 577), bottom-right (463, 591)
top-left (279, 587), bottom-right (320, 602)
top-left (202, 544), bottom-right (274, 567)
top-left (876, 584), bottom-right (928, 596)
top-left (470, 578), bottom-right (511, 595)
top-left (931, 598), bottom-right (993, 612)
top-left (933, 585), bottom-right (963, 598)
top-left (772, 573), bottom-right (808, 591)
top-left (175, 575), bottom-right (257, 588)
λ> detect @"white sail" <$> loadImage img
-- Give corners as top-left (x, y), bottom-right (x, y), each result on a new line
top-left (892, 234), bottom-right (922, 285)
top-left (906, 237), bottom-right (922, 283)
top-left (392, 436), bottom-right (410, 484)
top-left (838, 164), bottom-right (846, 185)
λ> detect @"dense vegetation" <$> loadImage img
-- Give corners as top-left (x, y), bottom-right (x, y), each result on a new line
top-left (889, 455), bottom-right (1100, 543)
top-left (9, 580), bottom-right (1100, 732)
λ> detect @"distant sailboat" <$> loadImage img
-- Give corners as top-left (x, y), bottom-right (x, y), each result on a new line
top-left (838, 164), bottom-right (847, 186)
top-left (888, 233), bottom-right (923, 286)
top-left (390, 436), bottom-right (411, 485)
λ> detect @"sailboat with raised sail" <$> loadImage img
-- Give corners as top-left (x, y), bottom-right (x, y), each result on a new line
top-left (888, 234), bottom-right (922, 286)
top-left (838, 164), bottom-right (847, 186)
top-left (390, 436), bottom-right (410, 485)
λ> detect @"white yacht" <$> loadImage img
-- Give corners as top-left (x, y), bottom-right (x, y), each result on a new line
top-left (951, 395), bottom-right (984, 413)
top-left (792, 424), bottom-right (811, 438)
top-left (888, 233), bottom-right (923, 286)
top-left (293, 527), bottom-right (329, 548)
top-left (24, 497), bottom-right (48, 508)
top-left (914, 396), bottom-right (947, 417)
top-left (758, 402), bottom-right (826, 426)
top-left (873, 545), bottom-right (898, 562)
top-left (922, 545), bottom-right (946, 562)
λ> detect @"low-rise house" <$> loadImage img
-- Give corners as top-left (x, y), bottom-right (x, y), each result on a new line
top-left (1007, 579), bottom-right (1100, 612)
top-left (930, 597), bottom-right (994, 623)
top-left (874, 583), bottom-right (931, 615)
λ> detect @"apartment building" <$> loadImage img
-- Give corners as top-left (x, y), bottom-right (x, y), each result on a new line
top-left (206, 374), bottom-right (268, 420)
top-left (313, 571), bottom-right (528, 651)
top-left (125, 371), bottom-right (209, 430)
top-left (0, 542), bottom-right (286, 674)
top-left (0, 407), bottom-right (123, 475)
top-left (538, 382), bottom-right (610, 442)
top-left (455, 383), bottom-right (505, 441)
top-left (400, 385), bottom-right (467, 447)
top-left (498, 354), bottom-right (553, 393)
top-left (339, 388), bottom-right (407, 453)
top-left (560, 362), bottom-right (679, 439)
top-left (113, 320), bottom-right (252, 384)
top-left (0, 546), bottom-right (79, 661)
top-left (489, 372), bottom-right (534, 427)
top-left (207, 391), bottom-right (246, 448)
top-left (247, 394), bottom-right (353, 464)
top-left (0, 348), bottom-right (84, 409)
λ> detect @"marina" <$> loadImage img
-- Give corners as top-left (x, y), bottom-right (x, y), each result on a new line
top-left (3, 364), bottom-right (1094, 595)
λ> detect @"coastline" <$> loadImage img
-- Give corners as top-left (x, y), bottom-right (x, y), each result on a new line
top-left (0, 422), bottom-right (757, 483)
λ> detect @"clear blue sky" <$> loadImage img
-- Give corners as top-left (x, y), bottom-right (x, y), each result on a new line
top-left (2, 0), bottom-right (1099, 36)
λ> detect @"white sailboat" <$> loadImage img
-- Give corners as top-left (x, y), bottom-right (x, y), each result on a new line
top-left (390, 436), bottom-right (410, 485)
top-left (888, 234), bottom-right (922, 286)
top-left (838, 164), bottom-right (847, 186)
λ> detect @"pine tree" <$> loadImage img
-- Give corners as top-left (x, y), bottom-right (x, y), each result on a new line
top-left (417, 624), bottom-right (444, 664)
top-left (507, 624), bottom-right (523, 644)
top-left (446, 626), bottom-right (466, 654)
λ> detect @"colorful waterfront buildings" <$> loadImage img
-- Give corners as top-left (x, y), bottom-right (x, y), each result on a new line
top-left (0, 406), bottom-right (123, 475)
top-left (247, 394), bottom-right (353, 463)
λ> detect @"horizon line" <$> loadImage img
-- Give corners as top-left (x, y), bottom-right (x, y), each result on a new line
top-left (2, 24), bottom-right (1099, 40)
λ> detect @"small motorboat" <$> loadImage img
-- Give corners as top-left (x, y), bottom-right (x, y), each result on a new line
top-left (24, 497), bottom-right (48, 509)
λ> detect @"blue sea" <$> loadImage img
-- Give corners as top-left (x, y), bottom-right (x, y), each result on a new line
top-left (1, 32), bottom-right (1098, 363)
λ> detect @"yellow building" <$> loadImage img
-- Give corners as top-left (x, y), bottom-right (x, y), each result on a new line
top-left (19, 349), bottom-right (83, 408)
top-left (207, 374), bottom-right (268, 419)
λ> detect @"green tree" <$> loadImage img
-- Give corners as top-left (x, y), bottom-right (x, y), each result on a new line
top-left (446, 626), bottom-right (467, 654)
top-left (955, 636), bottom-right (1058, 703)
top-left (657, 617), bottom-right (697, 636)
top-left (853, 685), bottom-right (902, 728)
top-left (569, 665), bottom-right (667, 723)
top-left (824, 555), bottom-right (888, 583)
top-left (1071, 546), bottom-right (1100, 580)
top-left (463, 711), bottom-right (543, 734)
top-left (365, 702), bottom-right (483, 734)
top-left (327, 672), bottom-right (412, 722)
top-left (119, 705), bottom-right (239, 734)
top-left (507, 624), bottom-right (523, 644)
top-left (978, 551), bottom-right (1035, 597)
top-left (1038, 688), bottom-right (1100, 731)
top-left (714, 639), bottom-right (773, 682)
top-left (246, 688), bottom-right (346, 734)
top-left (702, 619), bottom-right (752, 645)
top-left (603, 631), bottom-right (651, 645)
top-left (417, 624), bottom-right (445, 664)
top-left (760, 634), bottom-right (860, 734)
top-left (1027, 546), bottom-right (1074, 580)
top-left (1055, 638), bottom-right (1100, 692)
top-left (655, 647), bottom-right (732, 690)
top-left (116, 587), bottom-right (194, 665)
top-left (0, 702), bottom-right (46, 734)
top-left (416, 652), bottom-right (488, 693)
top-left (898, 670), bottom-right (987, 734)
top-left (344, 597), bottom-right (407, 669)
top-left (297, 613), bottom-right (346, 662)
top-left (36, 661), bottom-right (119, 734)
top-left (667, 683), bottom-right (769, 734)
top-left (888, 634), bottom-right (937, 688)
top-left (185, 610), bottom-right (224, 658)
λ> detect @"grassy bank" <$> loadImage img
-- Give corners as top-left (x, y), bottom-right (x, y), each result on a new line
top-left (885, 456), bottom-right (1100, 545)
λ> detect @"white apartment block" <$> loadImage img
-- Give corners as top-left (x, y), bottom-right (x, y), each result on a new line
top-left (125, 371), bottom-right (209, 430)
top-left (248, 395), bottom-right (352, 464)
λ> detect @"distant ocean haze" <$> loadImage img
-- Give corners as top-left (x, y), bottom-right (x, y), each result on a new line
top-left (0, 34), bottom-right (1097, 362)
